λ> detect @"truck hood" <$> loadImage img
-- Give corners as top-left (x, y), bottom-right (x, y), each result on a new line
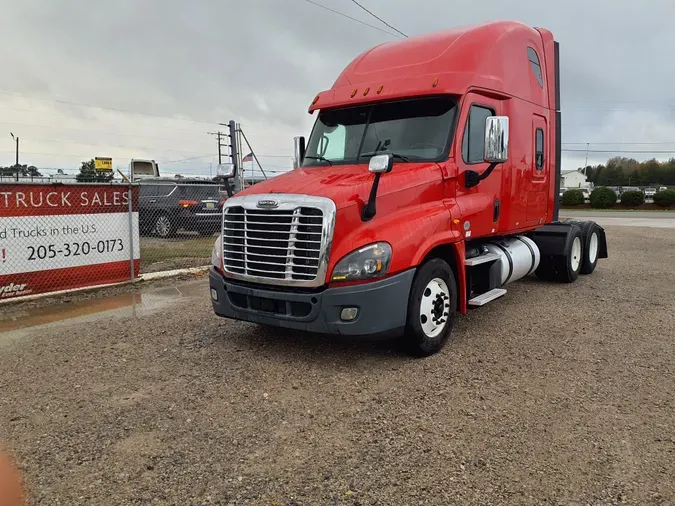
top-left (236, 162), bottom-right (442, 210)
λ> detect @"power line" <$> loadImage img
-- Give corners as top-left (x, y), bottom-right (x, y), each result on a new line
top-left (0, 120), bottom-right (213, 144)
top-left (563, 149), bottom-right (675, 154)
top-left (0, 105), bottom-right (217, 135)
top-left (0, 149), bottom-right (215, 162)
top-left (19, 137), bottom-right (212, 156)
top-left (299, 0), bottom-right (403, 38)
top-left (0, 90), bottom-right (232, 126)
top-left (160, 154), bottom-right (214, 164)
top-left (563, 141), bottom-right (675, 146)
top-left (348, 0), bottom-right (408, 38)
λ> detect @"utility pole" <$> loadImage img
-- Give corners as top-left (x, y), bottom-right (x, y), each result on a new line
top-left (232, 125), bottom-right (267, 180)
top-left (584, 142), bottom-right (590, 174)
top-left (207, 130), bottom-right (227, 165)
top-left (10, 132), bottom-right (19, 181)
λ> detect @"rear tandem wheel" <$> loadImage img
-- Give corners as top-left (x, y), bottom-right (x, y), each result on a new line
top-left (535, 224), bottom-right (583, 283)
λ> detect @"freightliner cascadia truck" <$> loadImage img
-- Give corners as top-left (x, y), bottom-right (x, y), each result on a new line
top-left (209, 20), bottom-right (608, 356)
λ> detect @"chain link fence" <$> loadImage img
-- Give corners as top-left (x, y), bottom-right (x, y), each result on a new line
top-left (0, 179), bottom-right (226, 301)
top-left (138, 179), bottom-right (226, 273)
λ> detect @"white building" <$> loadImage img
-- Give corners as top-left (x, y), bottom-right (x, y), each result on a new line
top-left (560, 169), bottom-right (590, 189)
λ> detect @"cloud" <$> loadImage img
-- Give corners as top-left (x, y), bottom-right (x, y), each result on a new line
top-left (1, 0), bottom-right (675, 177)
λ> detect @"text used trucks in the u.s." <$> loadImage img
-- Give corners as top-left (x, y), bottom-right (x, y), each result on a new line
top-left (208, 20), bottom-right (608, 356)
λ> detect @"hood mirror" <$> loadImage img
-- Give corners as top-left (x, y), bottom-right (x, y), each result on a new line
top-left (293, 136), bottom-right (306, 169)
top-left (368, 154), bottom-right (394, 174)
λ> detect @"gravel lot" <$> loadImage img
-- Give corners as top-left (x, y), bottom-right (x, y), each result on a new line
top-left (1, 225), bottom-right (674, 506)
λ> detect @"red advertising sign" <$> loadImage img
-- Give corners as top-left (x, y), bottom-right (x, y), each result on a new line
top-left (0, 184), bottom-right (140, 300)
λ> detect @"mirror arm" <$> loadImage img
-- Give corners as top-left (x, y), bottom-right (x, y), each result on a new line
top-left (464, 162), bottom-right (499, 189)
top-left (361, 173), bottom-right (382, 221)
top-left (478, 162), bottom-right (498, 181)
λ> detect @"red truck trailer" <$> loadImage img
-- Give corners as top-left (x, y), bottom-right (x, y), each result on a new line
top-left (209, 20), bottom-right (608, 356)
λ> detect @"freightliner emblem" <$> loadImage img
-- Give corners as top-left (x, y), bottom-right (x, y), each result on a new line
top-left (256, 199), bottom-right (279, 208)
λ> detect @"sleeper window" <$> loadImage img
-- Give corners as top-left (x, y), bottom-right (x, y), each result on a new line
top-left (527, 47), bottom-right (544, 88)
top-left (535, 128), bottom-right (544, 170)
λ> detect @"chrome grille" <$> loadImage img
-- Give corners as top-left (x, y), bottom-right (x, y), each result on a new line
top-left (221, 195), bottom-right (336, 287)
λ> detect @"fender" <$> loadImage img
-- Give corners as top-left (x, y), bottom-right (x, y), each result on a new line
top-left (328, 201), bottom-right (457, 279)
top-left (412, 234), bottom-right (467, 315)
top-left (329, 200), bottom-right (469, 314)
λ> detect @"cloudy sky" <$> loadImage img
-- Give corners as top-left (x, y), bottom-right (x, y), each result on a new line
top-left (2, 0), bottom-right (675, 178)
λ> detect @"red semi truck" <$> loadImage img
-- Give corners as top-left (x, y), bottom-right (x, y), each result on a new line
top-left (209, 20), bottom-right (608, 356)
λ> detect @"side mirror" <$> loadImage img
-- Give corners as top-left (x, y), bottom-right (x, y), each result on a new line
top-left (216, 163), bottom-right (235, 179)
top-left (484, 116), bottom-right (509, 163)
top-left (368, 154), bottom-right (394, 174)
top-left (293, 136), bottom-right (306, 169)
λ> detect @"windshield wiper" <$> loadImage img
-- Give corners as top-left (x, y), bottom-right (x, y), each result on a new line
top-left (303, 155), bottom-right (333, 165)
top-left (360, 152), bottom-right (410, 162)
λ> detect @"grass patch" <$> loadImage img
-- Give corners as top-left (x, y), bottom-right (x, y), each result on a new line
top-left (140, 234), bottom-right (216, 273)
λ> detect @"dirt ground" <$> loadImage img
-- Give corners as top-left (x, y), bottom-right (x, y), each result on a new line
top-left (1, 225), bottom-right (674, 506)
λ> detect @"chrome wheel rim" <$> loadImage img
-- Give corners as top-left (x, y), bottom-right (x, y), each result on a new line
top-left (155, 216), bottom-right (171, 237)
top-left (420, 277), bottom-right (450, 338)
top-left (588, 232), bottom-right (598, 264)
top-left (571, 236), bottom-right (582, 272)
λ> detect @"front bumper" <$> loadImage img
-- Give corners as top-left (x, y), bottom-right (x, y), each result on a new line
top-left (209, 267), bottom-right (416, 336)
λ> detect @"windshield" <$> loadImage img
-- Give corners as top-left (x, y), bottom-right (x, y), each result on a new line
top-left (302, 96), bottom-right (458, 167)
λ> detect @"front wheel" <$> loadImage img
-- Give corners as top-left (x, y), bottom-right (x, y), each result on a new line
top-left (154, 214), bottom-right (176, 238)
top-left (404, 258), bottom-right (457, 357)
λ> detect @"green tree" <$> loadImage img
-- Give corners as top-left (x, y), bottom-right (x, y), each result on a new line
top-left (0, 164), bottom-right (43, 178)
top-left (75, 159), bottom-right (114, 182)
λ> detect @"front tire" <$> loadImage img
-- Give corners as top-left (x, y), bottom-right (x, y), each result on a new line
top-left (404, 258), bottom-right (457, 357)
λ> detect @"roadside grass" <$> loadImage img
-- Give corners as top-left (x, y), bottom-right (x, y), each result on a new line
top-left (140, 234), bottom-right (216, 272)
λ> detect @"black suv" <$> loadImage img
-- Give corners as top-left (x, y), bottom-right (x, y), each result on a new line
top-left (138, 178), bottom-right (224, 237)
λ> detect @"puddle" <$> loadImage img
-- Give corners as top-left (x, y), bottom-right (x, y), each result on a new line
top-left (0, 279), bottom-right (207, 343)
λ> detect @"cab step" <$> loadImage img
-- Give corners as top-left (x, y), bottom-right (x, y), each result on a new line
top-left (465, 252), bottom-right (500, 267)
top-left (468, 288), bottom-right (507, 307)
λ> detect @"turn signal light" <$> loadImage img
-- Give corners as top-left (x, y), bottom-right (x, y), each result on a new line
top-left (178, 200), bottom-right (199, 208)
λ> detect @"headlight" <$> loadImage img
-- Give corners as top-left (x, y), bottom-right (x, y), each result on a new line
top-left (211, 234), bottom-right (222, 268)
top-left (331, 242), bottom-right (392, 282)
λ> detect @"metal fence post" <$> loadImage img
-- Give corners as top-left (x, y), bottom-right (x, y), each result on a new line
top-left (128, 180), bottom-right (135, 281)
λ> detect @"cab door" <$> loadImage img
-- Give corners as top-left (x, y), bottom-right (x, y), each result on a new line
top-left (454, 93), bottom-right (505, 239)
top-left (526, 114), bottom-right (548, 224)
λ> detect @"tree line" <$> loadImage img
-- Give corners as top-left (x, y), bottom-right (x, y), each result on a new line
top-left (5, 156), bottom-right (675, 187)
top-left (583, 157), bottom-right (675, 187)
top-left (0, 164), bottom-right (42, 178)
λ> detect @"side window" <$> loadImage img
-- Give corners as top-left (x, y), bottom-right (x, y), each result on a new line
top-left (462, 104), bottom-right (494, 164)
top-left (320, 124), bottom-right (346, 160)
top-left (535, 128), bottom-right (544, 170)
top-left (527, 47), bottom-right (544, 88)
